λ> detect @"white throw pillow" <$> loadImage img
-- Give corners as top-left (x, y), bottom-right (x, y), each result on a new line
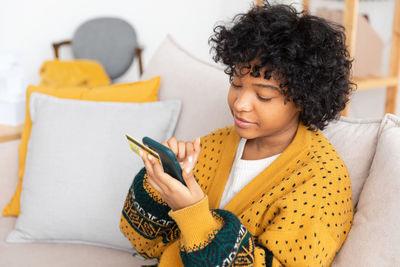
top-left (322, 116), bottom-right (381, 206)
top-left (141, 35), bottom-right (232, 141)
top-left (6, 93), bottom-right (181, 252)
top-left (332, 113), bottom-right (400, 266)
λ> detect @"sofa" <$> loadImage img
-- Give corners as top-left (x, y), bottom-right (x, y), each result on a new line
top-left (1, 35), bottom-right (399, 267)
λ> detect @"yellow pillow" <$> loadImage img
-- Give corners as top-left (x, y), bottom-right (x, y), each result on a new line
top-left (39, 59), bottom-right (111, 87)
top-left (2, 76), bottom-right (161, 216)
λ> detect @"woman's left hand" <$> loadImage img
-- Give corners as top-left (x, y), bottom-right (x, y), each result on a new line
top-left (140, 137), bottom-right (204, 211)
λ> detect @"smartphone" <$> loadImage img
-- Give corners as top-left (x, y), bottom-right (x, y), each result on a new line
top-left (142, 136), bottom-right (186, 186)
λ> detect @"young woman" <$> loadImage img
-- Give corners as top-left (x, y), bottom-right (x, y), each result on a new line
top-left (120, 2), bottom-right (355, 266)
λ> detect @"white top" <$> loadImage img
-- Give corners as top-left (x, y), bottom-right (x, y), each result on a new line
top-left (219, 138), bottom-right (280, 209)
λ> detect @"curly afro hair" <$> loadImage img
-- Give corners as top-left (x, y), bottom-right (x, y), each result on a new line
top-left (208, 1), bottom-right (356, 130)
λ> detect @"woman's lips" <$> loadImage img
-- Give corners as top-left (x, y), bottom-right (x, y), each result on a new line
top-left (234, 116), bottom-right (255, 128)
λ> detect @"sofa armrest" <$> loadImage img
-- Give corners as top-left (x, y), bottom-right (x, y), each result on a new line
top-left (0, 139), bottom-right (20, 212)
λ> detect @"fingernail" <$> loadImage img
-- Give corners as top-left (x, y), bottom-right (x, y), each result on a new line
top-left (188, 156), bottom-right (192, 163)
top-left (185, 168), bottom-right (191, 174)
top-left (148, 154), bottom-right (153, 161)
top-left (139, 150), bottom-right (143, 156)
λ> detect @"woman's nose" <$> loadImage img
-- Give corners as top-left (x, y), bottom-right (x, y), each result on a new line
top-left (234, 90), bottom-right (252, 112)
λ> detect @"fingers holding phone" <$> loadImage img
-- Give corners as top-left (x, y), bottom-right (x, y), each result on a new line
top-left (184, 137), bottom-right (201, 173)
top-left (126, 134), bottom-right (205, 210)
top-left (162, 137), bottom-right (201, 173)
top-left (140, 139), bottom-right (205, 211)
top-left (162, 137), bottom-right (186, 162)
top-left (141, 151), bottom-right (173, 193)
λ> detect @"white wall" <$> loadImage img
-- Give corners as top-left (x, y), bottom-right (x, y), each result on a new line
top-left (1, 0), bottom-right (398, 119)
top-left (1, 0), bottom-right (261, 85)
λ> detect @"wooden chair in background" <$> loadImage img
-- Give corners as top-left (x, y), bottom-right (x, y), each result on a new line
top-left (52, 17), bottom-right (144, 80)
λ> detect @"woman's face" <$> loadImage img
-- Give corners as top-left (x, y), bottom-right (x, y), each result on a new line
top-left (227, 67), bottom-right (301, 141)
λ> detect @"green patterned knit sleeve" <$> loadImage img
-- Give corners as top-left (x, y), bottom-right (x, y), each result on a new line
top-left (168, 195), bottom-right (280, 266)
top-left (180, 209), bottom-right (280, 266)
top-left (120, 167), bottom-right (180, 259)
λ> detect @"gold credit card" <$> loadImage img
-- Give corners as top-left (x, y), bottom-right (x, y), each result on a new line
top-left (125, 134), bottom-right (161, 163)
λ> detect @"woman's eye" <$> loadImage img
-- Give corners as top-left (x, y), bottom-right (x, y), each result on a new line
top-left (231, 82), bottom-right (241, 88)
top-left (258, 96), bottom-right (272, 102)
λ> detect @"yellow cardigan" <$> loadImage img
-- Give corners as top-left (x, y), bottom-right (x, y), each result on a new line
top-left (120, 123), bottom-right (353, 266)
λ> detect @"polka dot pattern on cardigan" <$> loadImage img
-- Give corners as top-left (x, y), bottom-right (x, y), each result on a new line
top-left (192, 126), bottom-right (353, 266)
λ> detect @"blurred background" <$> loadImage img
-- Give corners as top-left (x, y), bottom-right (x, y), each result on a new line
top-left (0, 0), bottom-right (398, 125)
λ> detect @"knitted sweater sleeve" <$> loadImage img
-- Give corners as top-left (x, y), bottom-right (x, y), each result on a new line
top-left (119, 167), bottom-right (179, 259)
top-left (168, 195), bottom-right (282, 267)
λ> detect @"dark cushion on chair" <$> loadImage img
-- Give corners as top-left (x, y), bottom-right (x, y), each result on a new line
top-left (72, 17), bottom-right (138, 80)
